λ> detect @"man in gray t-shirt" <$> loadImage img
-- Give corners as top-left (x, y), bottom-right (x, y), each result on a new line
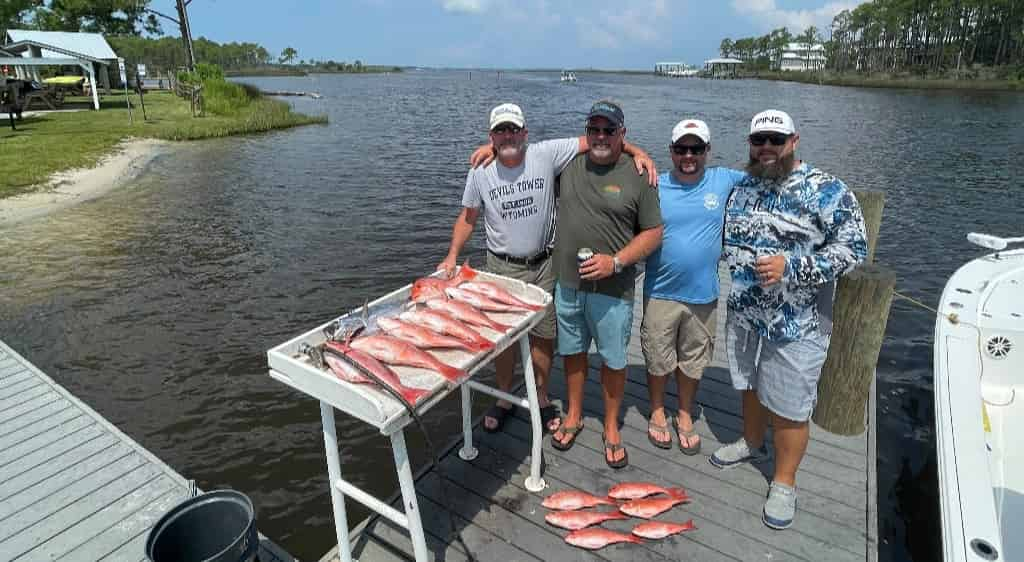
top-left (439, 102), bottom-right (654, 435)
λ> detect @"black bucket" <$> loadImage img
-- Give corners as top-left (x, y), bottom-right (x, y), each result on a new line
top-left (145, 489), bottom-right (258, 562)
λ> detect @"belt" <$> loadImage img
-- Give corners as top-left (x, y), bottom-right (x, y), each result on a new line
top-left (488, 248), bottom-right (551, 266)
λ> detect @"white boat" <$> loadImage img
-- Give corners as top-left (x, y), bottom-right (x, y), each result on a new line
top-left (935, 232), bottom-right (1024, 562)
top-left (560, 70), bottom-right (577, 83)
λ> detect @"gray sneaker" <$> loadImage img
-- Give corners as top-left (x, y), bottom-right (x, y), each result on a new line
top-left (762, 481), bottom-right (797, 530)
top-left (708, 437), bottom-right (770, 469)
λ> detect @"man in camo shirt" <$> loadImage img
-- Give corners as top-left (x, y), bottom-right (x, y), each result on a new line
top-left (710, 109), bottom-right (867, 531)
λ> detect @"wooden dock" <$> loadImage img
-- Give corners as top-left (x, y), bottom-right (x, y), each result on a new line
top-left (325, 271), bottom-right (878, 562)
top-left (0, 340), bottom-right (295, 562)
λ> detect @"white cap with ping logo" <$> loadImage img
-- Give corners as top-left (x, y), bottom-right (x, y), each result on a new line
top-left (750, 109), bottom-right (795, 135)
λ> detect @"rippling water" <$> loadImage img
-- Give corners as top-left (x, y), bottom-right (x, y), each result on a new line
top-left (1, 71), bottom-right (1022, 561)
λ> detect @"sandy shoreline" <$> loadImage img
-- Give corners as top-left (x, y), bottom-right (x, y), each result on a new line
top-left (0, 138), bottom-right (171, 229)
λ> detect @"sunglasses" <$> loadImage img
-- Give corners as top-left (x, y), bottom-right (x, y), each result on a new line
top-left (749, 133), bottom-right (791, 146)
top-left (492, 124), bottom-right (522, 134)
top-left (585, 125), bottom-right (619, 136)
top-left (670, 143), bottom-right (707, 156)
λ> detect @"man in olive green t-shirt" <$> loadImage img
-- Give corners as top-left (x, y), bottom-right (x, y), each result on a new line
top-left (550, 100), bottom-right (663, 470)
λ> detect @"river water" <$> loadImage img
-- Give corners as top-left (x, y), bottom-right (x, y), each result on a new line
top-left (1, 70), bottom-right (1022, 561)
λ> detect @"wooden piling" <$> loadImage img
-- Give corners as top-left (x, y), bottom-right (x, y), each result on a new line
top-left (813, 264), bottom-right (896, 435)
top-left (813, 189), bottom-right (893, 435)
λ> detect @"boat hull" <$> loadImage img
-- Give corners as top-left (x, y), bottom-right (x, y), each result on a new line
top-left (934, 248), bottom-right (1024, 562)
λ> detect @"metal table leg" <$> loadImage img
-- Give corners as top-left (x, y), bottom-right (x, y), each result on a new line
top-left (458, 384), bottom-right (478, 460)
top-left (519, 337), bottom-right (546, 492)
top-left (320, 402), bottom-right (353, 562)
top-left (391, 429), bottom-right (430, 562)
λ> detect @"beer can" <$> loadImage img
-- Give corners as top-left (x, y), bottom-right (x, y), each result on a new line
top-left (577, 248), bottom-right (594, 268)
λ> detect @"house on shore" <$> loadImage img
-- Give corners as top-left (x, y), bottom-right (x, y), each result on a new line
top-left (777, 42), bottom-right (827, 71)
top-left (1, 30), bottom-right (120, 110)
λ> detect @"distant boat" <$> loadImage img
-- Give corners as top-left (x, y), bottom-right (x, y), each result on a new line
top-left (560, 70), bottom-right (577, 83)
top-left (934, 232), bottom-right (1024, 562)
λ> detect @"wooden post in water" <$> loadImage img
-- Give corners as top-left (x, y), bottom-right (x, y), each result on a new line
top-left (812, 189), bottom-right (895, 435)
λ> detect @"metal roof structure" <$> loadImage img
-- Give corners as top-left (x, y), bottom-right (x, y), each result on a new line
top-left (5, 30), bottom-right (117, 61)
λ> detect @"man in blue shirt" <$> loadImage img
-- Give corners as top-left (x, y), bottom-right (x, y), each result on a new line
top-left (642, 119), bottom-right (745, 455)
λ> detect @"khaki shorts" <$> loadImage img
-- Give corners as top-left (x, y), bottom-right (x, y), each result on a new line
top-left (485, 253), bottom-right (556, 340)
top-left (641, 297), bottom-right (718, 379)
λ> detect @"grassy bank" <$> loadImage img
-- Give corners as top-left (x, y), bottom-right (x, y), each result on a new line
top-left (0, 87), bottom-right (326, 198)
top-left (755, 70), bottom-right (1024, 91)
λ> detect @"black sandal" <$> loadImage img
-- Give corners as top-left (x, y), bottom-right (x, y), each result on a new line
top-left (540, 404), bottom-right (560, 434)
top-left (551, 419), bottom-right (584, 451)
top-left (483, 404), bottom-right (514, 433)
top-left (603, 434), bottom-right (629, 469)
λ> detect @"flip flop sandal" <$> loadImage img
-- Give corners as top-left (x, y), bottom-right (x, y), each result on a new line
top-left (540, 404), bottom-right (561, 434)
top-left (647, 418), bottom-right (672, 450)
top-left (551, 419), bottom-right (584, 451)
top-left (482, 404), bottom-right (514, 434)
top-left (603, 434), bottom-right (629, 469)
top-left (675, 419), bottom-right (702, 456)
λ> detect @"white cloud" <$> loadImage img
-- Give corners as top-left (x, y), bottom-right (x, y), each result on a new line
top-left (730, 0), bottom-right (868, 34)
top-left (442, 0), bottom-right (487, 14)
top-left (574, 0), bottom-right (671, 51)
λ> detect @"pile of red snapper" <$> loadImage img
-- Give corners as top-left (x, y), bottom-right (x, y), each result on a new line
top-left (542, 481), bottom-right (697, 550)
top-left (313, 263), bottom-right (545, 403)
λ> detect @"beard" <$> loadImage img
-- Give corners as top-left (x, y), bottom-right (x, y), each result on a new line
top-left (746, 152), bottom-right (796, 180)
top-left (496, 140), bottom-right (526, 161)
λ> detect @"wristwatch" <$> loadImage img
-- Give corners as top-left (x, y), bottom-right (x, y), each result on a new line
top-left (612, 255), bottom-right (623, 274)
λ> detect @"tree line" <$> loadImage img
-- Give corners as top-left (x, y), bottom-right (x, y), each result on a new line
top-left (720, 0), bottom-right (1023, 75)
top-left (829, 0), bottom-right (1023, 73)
top-left (2, 1), bottom-right (394, 75)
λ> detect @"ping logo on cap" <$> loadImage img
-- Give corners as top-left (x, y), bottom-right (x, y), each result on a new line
top-left (755, 115), bottom-right (784, 126)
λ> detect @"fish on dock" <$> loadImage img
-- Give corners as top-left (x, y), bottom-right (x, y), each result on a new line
top-left (564, 528), bottom-right (644, 550)
top-left (399, 308), bottom-right (494, 352)
top-left (320, 341), bottom-right (429, 405)
top-left (445, 287), bottom-right (531, 313)
top-left (607, 482), bottom-right (686, 500)
top-left (544, 509), bottom-right (628, 530)
top-left (541, 490), bottom-right (616, 511)
top-left (376, 317), bottom-right (479, 352)
top-left (424, 298), bottom-right (511, 332)
top-left (410, 261), bottom-right (477, 302)
top-left (631, 519), bottom-right (697, 539)
top-left (618, 488), bottom-right (691, 519)
top-left (349, 334), bottom-right (467, 383)
top-left (459, 281), bottom-right (545, 311)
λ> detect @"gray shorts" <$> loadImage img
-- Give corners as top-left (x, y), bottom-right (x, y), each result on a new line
top-left (725, 316), bottom-right (830, 422)
top-left (640, 298), bottom-right (717, 379)
top-left (485, 252), bottom-right (556, 340)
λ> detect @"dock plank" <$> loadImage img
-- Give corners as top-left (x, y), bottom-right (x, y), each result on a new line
top-left (0, 442), bottom-right (134, 520)
top-left (0, 340), bottom-right (297, 562)
top-left (0, 401), bottom-right (80, 450)
top-left (60, 488), bottom-right (183, 562)
top-left (544, 372), bottom-right (867, 510)
top-left (342, 269), bottom-right (876, 561)
top-left (0, 463), bottom-right (166, 557)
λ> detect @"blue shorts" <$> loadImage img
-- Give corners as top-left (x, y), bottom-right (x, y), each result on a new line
top-left (555, 282), bottom-right (634, 370)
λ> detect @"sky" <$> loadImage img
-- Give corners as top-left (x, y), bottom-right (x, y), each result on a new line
top-left (150, 0), bottom-right (867, 69)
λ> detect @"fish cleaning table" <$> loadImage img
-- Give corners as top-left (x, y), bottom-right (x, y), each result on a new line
top-left (267, 270), bottom-right (551, 562)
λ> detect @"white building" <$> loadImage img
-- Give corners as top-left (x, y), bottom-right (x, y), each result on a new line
top-left (1, 30), bottom-right (119, 109)
top-left (777, 42), bottom-right (826, 71)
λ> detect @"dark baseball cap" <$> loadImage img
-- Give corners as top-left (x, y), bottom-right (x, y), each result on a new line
top-left (586, 100), bottom-right (624, 127)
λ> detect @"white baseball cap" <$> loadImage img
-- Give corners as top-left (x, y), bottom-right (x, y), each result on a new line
top-left (671, 119), bottom-right (710, 144)
top-left (750, 109), bottom-right (795, 135)
top-left (489, 103), bottom-right (525, 130)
